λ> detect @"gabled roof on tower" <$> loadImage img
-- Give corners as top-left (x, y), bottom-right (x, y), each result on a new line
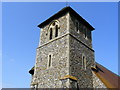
top-left (38, 6), bottom-right (94, 30)
top-left (92, 62), bottom-right (120, 88)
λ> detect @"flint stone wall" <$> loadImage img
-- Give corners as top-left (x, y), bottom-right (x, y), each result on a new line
top-left (69, 13), bottom-right (92, 48)
top-left (32, 13), bottom-right (70, 88)
top-left (92, 72), bottom-right (107, 88)
top-left (69, 35), bottom-right (95, 88)
top-left (34, 35), bottom-right (69, 88)
top-left (69, 13), bottom-right (95, 88)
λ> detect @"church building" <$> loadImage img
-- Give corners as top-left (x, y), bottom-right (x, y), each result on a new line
top-left (29, 6), bottom-right (119, 89)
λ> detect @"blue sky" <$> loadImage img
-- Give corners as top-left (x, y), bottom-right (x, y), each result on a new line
top-left (2, 2), bottom-right (118, 88)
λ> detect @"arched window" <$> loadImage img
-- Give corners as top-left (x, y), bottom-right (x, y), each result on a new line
top-left (49, 20), bottom-right (59, 40)
top-left (49, 28), bottom-right (52, 40)
top-left (82, 55), bottom-right (86, 70)
top-left (55, 25), bottom-right (58, 37)
top-left (48, 54), bottom-right (52, 68)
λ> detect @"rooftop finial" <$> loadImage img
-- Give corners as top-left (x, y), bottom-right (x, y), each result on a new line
top-left (66, 0), bottom-right (69, 7)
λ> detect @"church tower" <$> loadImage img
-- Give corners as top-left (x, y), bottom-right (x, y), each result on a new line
top-left (29, 6), bottom-right (95, 88)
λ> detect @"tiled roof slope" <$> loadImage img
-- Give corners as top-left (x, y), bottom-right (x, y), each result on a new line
top-left (92, 62), bottom-right (120, 89)
top-left (38, 6), bottom-right (94, 30)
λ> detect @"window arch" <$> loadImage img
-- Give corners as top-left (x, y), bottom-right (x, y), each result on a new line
top-left (48, 20), bottom-right (60, 40)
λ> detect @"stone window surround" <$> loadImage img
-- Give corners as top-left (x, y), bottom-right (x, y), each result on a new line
top-left (47, 53), bottom-right (53, 69)
top-left (82, 54), bottom-right (87, 70)
top-left (48, 20), bottom-right (60, 40)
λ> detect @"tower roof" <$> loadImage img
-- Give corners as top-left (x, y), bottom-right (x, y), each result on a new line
top-left (38, 6), bottom-right (95, 30)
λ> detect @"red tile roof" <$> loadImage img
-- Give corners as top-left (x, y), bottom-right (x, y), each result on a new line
top-left (92, 62), bottom-right (120, 89)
